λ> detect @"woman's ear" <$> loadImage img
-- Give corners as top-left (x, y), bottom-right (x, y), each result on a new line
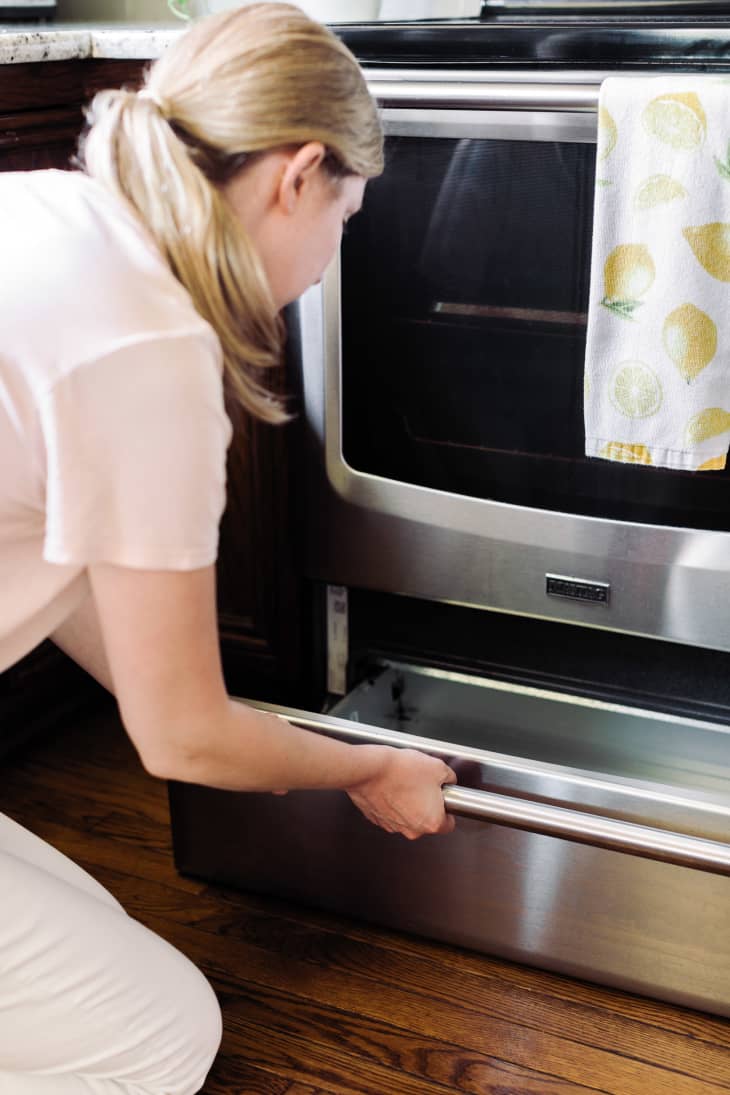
top-left (277, 141), bottom-right (327, 214)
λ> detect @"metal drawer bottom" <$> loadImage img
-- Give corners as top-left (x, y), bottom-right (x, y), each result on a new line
top-left (168, 661), bottom-right (730, 1017)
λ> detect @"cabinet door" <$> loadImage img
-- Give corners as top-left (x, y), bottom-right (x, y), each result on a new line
top-left (0, 59), bottom-right (144, 171)
top-left (217, 390), bottom-right (308, 705)
top-left (0, 61), bottom-right (79, 171)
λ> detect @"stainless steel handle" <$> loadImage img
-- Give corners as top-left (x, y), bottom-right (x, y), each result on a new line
top-left (443, 786), bottom-right (730, 877)
top-left (257, 705), bottom-right (730, 878)
top-left (369, 79), bottom-right (600, 112)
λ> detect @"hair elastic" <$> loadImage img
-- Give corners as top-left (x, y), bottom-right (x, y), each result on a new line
top-left (137, 88), bottom-right (168, 115)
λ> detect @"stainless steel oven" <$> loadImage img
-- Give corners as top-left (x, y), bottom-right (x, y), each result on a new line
top-left (296, 65), bottom-right (730, 654)
top-left (170, 23), bottom-right (730, 1019)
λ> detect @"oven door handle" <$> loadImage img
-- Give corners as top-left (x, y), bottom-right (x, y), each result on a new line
top-left (442, 786), bottom-right (730, 877)
top-left (252, 705), bottom-right (730, 878)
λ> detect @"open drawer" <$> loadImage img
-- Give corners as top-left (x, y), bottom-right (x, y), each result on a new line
top-left (168, 660), bottom-right (730, 1017)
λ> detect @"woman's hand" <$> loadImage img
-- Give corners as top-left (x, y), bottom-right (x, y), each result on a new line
top-left (346, 747), bottom-right (457, 840)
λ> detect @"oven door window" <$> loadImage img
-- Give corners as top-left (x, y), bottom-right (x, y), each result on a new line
top-left (340, 131), bottom-right (730, 532)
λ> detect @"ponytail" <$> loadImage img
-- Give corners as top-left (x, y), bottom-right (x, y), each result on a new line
top-left (80, 86), bottom-right (286, 423)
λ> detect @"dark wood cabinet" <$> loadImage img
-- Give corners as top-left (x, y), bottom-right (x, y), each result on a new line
top-left (216, 400), bottom-right (310, 705)
top-left (0, 55), bottom-right (306, 754)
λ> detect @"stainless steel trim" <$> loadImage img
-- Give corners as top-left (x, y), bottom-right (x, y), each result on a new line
top-left (364, 70), bottom-right (695, 113)
top-left (442, 785), bottom-right (730, 875)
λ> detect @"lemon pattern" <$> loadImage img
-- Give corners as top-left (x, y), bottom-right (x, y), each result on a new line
top-left (685, 408), bottom-right (730, 445)
top-left (697, 455), bottom-right (727, 471)
top-left (642, 92), bottom-right (707, 150)
top-left (609, 362), bottom-right (663, 419)
top-left (683, 222), bottom-right (730, 281)
top-left (633, 174), bottom-right (687, 211)
top-left (599, 442), bottom-right (653, 464)
top-left (601, 243), bottom-right (655, 317)
top-left (662, 303), bottom-right (718, 382)
top-left (585, 77), bottom-right (730, 473)
top-left (597, 106), bottom-right (618, 162)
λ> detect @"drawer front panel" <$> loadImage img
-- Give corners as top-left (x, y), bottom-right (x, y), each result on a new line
top-left (169, 779), bottom-right (730, 1017)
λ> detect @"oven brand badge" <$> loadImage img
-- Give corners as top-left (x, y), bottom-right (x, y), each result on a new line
top-left (546, 574), bottom-right (610, 606)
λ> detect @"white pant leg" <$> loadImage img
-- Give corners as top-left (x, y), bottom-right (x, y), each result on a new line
top-left (0, 810), bottom-right (122, 909)
top-left (0, 812), bottom-right (222, 1095)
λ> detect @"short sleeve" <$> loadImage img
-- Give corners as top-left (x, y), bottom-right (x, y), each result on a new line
top-left (40, 334), bottom-right (233, 570)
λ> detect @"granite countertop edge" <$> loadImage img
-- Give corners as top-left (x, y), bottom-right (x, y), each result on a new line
top-left (0, 24), bottom-right (183, 65)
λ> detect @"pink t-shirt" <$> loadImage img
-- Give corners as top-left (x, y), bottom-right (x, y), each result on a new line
top-left (0, 170), bottom-right (233, 672)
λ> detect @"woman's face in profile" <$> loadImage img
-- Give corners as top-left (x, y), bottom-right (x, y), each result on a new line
top-left (272, 169), bottom-right (366, 309)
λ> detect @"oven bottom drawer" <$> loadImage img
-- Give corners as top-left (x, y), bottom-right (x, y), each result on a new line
top-left (168, 661), bottom-right (730, 1018)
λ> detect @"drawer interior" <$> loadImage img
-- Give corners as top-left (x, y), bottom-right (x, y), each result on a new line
top-left (329, 661), bottom-right (730, 799)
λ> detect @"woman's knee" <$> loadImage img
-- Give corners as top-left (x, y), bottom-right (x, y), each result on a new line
top-left (134, 934), bottom-right (222, 1095)
top-left (173, 961), bottom-right (223, 1095)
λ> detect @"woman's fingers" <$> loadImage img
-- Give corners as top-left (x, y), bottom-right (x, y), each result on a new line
top-left (347, 748), bottom-right (458, 840)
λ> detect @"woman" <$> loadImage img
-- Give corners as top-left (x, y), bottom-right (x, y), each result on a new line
top-left (0, 5), bottom-right (456, 1093)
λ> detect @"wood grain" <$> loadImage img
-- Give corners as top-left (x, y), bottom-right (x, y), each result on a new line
top-left (2, 702), bottom-right (729, 1095)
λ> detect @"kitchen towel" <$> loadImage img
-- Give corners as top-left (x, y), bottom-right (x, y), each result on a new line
top-left (584, 75), bottom-right (730, 471)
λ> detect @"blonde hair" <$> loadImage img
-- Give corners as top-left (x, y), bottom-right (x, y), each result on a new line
top-left (79, 2), bottom-right (383, 423)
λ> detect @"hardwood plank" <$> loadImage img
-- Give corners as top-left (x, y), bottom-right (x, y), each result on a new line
top-left (205, 1054), bottom-right (338, 1095)
top-left (219, 983), bottom-right (609, 1095)
top-left (132, 909), bottom-right (730, 1095)
top-left (213, 1009), bottom-right (605, 1095)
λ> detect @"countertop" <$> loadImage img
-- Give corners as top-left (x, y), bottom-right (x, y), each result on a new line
top-left (0, 23), bottom-right (181, 64)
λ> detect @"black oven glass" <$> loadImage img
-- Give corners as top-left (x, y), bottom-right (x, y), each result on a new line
top-left (340, 134), bottom-right (730, 531)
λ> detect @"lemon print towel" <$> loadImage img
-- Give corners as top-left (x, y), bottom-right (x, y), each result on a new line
top-left (584, 76), bottom-right (730, 472)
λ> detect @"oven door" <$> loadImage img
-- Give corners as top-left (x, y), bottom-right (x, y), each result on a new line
top-left (169, 659), bottom-right (730, 1017)
top-left (295, 72), bottom-right (730, 652)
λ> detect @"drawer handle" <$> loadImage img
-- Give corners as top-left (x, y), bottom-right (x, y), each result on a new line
top-left (443, 785), bottom-right (730, 877)
top-left (255, 704), bottom-right (730, 878)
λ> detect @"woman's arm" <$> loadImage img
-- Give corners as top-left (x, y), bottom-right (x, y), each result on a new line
top-left (58, 563), bottom-right (455, 840)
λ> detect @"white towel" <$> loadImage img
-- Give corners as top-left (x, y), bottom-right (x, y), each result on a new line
top-left (584, 75), bottom-right (730, 472)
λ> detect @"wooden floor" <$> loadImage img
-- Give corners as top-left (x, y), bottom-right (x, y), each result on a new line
top-left (2, 698), bottom-right (730, 1095)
